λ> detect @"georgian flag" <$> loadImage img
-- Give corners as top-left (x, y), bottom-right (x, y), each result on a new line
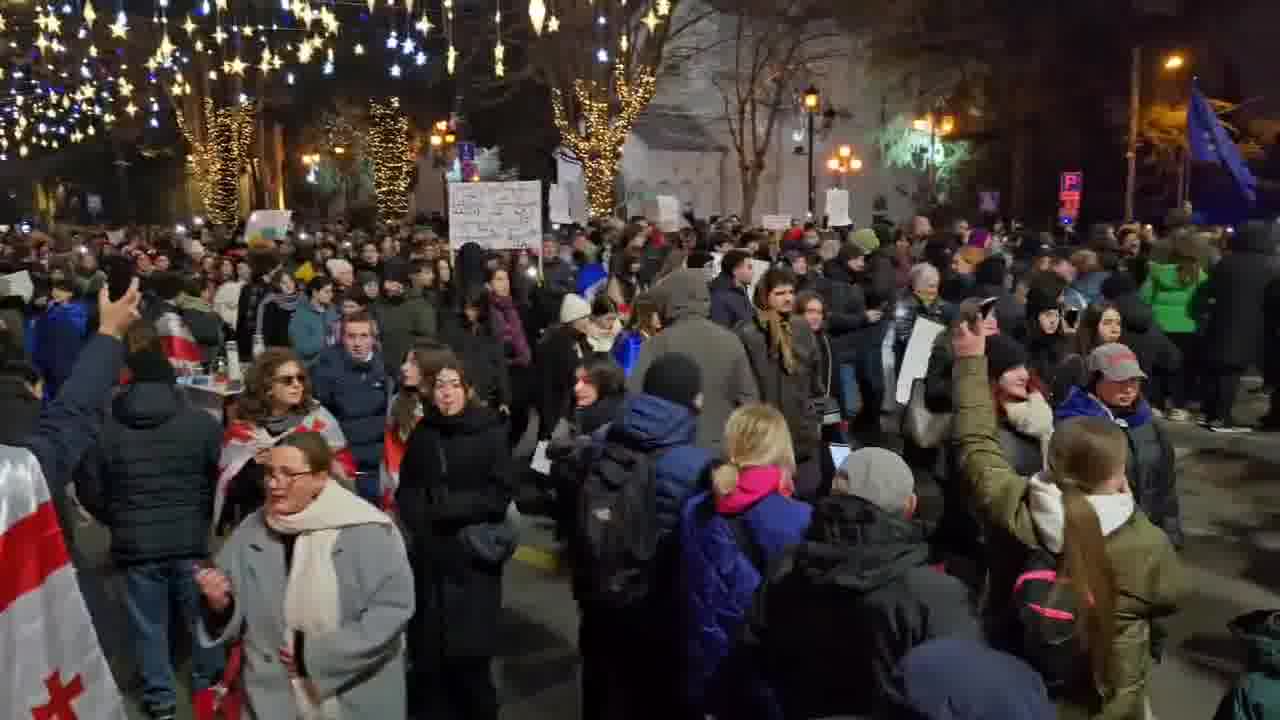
top-left (154, 310), bottom-right (204, 377)
top-left (378, 393), bottom-right (422, 513)
top-left (214, 404), bottom-right (356, 525)
top-left (0, 445), bottom-right (127, 720)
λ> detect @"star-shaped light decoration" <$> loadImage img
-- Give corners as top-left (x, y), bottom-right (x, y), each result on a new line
top-left (241, 25), bottom-right (254, 36)
top-left (215, 0), bottom-right (228, 10)
top-left (0, 13), bottom-right (7, 32)
top-left (109, 11), bottom-right (128, 38)
top-left (87, 43), bottom-right (98, 56)
top-left (414, 13), bottom-right (432, 35)
top-left (389, 62), bottom-right (401, 78)
top-left (446, 44), bottom-right (457, 74)
top-left (171, 79), bottom-right (185, 95)
top-left (401, 36), bottom-right (415, 54)
top-left (641, 8), bottom-right (659, 32)
top-left (620, 33), bottom-right (629, 52)
top-left (212, 26), bottom-right (227, 44)
top-left (117, 78), bottom-right (133, 96)
top-left (297, 41), bottom-right (314, 63)
top-left (258, 47), bottom-right (273, 73)
top-left (124, 101), bottom-right (138, 117)
top-left (158, 33), bottom-right (175, 58)
top-left (225, 56), bottom-right (247, 75)
top-left (366, 0), bottom-right (374, 12)
top-left (35, 34), bottom-right (51, 52)
top-left (82, 0), bottom-right (96, 25)
top-left (655, 0), bottom-right (670, 16)
top-left (183, 15), bottom-right (196, 35)
top-left (88, 123), bottom-right (97, 134)
top-left (546, 14), bottom-right (559, 32)
top-left (353, 42), bottom-right (365, 55)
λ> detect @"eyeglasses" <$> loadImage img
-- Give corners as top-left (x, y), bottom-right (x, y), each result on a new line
top-left (274, 374), bottom-right (305, 386)
top-left (263, 467), bottom-right (312, 485)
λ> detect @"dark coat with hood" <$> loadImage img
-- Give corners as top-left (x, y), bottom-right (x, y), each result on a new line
top-left (709, 270), bottom-right (753, 331)
top-left (756, 494), bottom-right (980, 719)
top-left (1055, 386), bottom-right (1183, 548)
top-left (628, 269), bottom-right (759, 451)
top-left (454, 241), bottom-right (490, 302)
top-left (0, 373), bottom-right (40, 446)
top-left (376, 292), bottom-right (437, 377)
top-left (736, 314), bottom-right (823, 463)
top-left (535, 322), bottom-right (593, 438)
top-left (396, 402), bottom-right (511, 659)
top-left (1195, 222), bottom-right (1280, 369)
top-left (76, 381), bottom-right (221, 565)
top-left (822, 254), bottom-right (871, 340)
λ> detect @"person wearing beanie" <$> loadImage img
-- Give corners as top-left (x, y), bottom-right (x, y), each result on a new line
top-left (850, 227), bottom-right (880, 254)
top-left (376, 256), bottom-right (437, 377)
top-left (576, 351), bottom-right (717, 720)
top-left (536, 292), bottom-right (598, 440)
top-left (756, 445), bottom-right (980, 719)
top-left (75, 324), bottom-right (225, 720)
top-left (1018, 272), bottom-right (1071, 405)
top-left (891, 639), bottom-right (1054, 720)
top-left (942, 246), bottom-right (985, 303)
top-left (986, 334), bottom-right (1053, 478)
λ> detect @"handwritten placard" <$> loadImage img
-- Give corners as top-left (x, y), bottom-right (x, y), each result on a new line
top-left (761, 214), bottom-right (791, 231)
top-left (449, 180), bottom-right (542, 250)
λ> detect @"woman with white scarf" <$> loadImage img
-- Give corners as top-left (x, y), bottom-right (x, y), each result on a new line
top-left (196, 431), bottom-right (414, 719)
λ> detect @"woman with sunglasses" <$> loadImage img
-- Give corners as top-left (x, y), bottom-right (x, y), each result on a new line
top-left (215, 348), bottom-right (355, 533)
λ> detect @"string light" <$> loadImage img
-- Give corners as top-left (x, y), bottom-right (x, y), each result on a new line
top-left (528, 0), bottom-right (545, 34)
top-left (176, 98), bottom-right (255, 226)
top-left (552, 63), bottom-right (657, 218)
top-left (369, 98), bottom-right (410, 223)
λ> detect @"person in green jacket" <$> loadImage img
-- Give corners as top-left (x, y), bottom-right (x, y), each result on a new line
top-left (1215, 610), bottom-right (1280, 720)
top-left (289, 276), bottom-right (336, 366)
top-left (951, 318), bottom-right (1186, 720)
top-left (1139, 234), bottom-right (1209, 422)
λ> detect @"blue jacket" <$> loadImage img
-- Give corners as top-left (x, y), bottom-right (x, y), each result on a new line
top-left (604, 393), bottom-right (715, 535)
top-left (611, 330), bottom-right (645, 376)
top-left (679, 490), bottom-right (811, 719)
top-left (1055, 386), bottom-right (1183, 547)
top-left (31, 300), bottom-right (90, 401)
top-left (709, 273), bottom-right (754, 331)
top-left (577, 263), bottom-right (608, 300)
top-left (311, 346), bottom-right (392, 476)
top-left (289, 302), bottom-right (334, 366)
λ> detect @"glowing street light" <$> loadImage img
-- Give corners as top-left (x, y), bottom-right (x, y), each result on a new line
top-left (1164, 53), bottom-right (1185, 71)
top-left (837, 144), bottom-right (852, 159)
top-left (802, 85), bottom-right (820, 112)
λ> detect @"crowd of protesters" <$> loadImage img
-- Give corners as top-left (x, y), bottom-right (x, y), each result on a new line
top-left (1, 206), bottom-right (1279, 720)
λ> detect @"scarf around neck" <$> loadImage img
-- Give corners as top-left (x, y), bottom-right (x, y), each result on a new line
top-left (756, 308), bottom-right (797, 374)
top-left (716, 464), bottom-right (795, 515)
top-left (265, 480), bottom-right (393, 719)
top-left (1027, 473), bottom-right (1135, 553)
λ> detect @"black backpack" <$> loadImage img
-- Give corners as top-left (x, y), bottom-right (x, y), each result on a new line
top-left (1011, 546), bottom-right (1086, 692)
top-left (576, 439), bottom-right (667, 610)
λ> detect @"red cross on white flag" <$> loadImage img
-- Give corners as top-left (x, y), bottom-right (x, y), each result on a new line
top-left (0, 446), bottom-right (127, 720)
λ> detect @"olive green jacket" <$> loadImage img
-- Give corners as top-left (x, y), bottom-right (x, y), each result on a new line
top-left (952, 356), bottom-right (1187, 720)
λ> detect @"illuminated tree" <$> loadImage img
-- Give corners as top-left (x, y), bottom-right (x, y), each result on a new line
top-left (875, 114), bottom-right (972, 207)
top-left (527, 0), bottom-right (713, 218)
top-left (369, 98), bottom-right (413, 224)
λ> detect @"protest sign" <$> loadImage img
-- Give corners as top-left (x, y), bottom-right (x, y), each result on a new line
top-left (243, 210), bottom-right (292, 247)
top-left (449, 180), bottom-right (542, 250)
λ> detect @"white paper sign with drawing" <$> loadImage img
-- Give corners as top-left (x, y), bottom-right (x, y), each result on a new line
top-left (449, 180), bottom-right (542, 250)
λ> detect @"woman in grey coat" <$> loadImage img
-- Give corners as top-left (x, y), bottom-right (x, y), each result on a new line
top-left (196, 431), bottom-right (414, 720)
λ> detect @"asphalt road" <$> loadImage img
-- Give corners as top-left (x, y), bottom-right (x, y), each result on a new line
top-left (68, 416), bottom-right (1280, 720)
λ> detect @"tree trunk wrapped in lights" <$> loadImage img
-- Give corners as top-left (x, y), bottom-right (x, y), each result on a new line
top-left (176, 98), bottom-right (255, 227)
top-left (532, 0), bottom-right (709, 219)
top-left (552, 62), bottom-right (655, 219)
top-left (368, 97), bottom-right (411, 224)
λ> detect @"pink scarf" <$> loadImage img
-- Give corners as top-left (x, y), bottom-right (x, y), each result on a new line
top-left (715, 465), bottom-right (794, 515)
top-left (491, 293), bottom-right (532, 367)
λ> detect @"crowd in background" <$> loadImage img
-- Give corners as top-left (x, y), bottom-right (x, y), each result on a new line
top-left (1, 205), bottom-right (1280, 720)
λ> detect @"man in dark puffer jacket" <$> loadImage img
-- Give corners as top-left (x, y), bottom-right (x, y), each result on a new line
top-left (311, 310), bottom-right (392, 503)
top-left (75, 329), bottom-right (224, 720)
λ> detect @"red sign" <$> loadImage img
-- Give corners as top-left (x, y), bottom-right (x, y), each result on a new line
top-left (1059, 171), bottom-right (1083, 219)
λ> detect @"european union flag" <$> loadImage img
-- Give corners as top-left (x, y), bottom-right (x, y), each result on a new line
top-left (1187, 81), bottom-right (1257, 204)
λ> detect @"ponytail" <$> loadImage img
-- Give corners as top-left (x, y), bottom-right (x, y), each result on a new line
top-left (1059, 483), bottom-right (1117, 688)
top-left (712, 463), bottom-right (740, 498)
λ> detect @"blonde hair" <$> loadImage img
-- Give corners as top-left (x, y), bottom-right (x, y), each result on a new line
top-left (1044, 417), bottom-right (1128, 689)
top-left (711, 404), bottom-right (796, 497)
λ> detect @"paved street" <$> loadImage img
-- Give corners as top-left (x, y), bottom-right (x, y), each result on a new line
top-left (67, 390), bottom-right (1280, 720)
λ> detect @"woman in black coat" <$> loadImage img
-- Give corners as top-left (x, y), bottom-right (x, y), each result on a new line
top-left (397, 351), bottom-right (513, 720)
top-left (1193, 220), bottom-right (1280, 429)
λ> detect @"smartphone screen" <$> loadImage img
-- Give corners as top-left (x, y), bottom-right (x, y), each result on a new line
top-left (104, 256), bottom-right (134, 301)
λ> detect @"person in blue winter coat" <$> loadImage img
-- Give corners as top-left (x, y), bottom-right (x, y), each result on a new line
top-left (575, 351), bottom-right (716, 720)
top-left (679, 403), bottom-right (812, 720)
top-left (311, 310), bottom-right (392, 502)
top-left (31, 274), bottom-right (90, 401)
top-left (611, 294), bottom-right (661, 376)
top-left (1054, 343), bottom-right (1183, 548)
top-left (288, 275), bottom-right (336, 366)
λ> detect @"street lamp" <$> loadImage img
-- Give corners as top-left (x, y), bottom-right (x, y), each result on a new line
top-left (1164, 53), bottom-right (1185, 71)
top-left (802, 85), bottom-right (820, 218)
top-left (1125, 49), bottom-right (1191, 220)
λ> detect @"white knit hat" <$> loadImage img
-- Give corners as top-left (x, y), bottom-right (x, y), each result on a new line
top-left (559, 293), bottom-right (592, 325)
